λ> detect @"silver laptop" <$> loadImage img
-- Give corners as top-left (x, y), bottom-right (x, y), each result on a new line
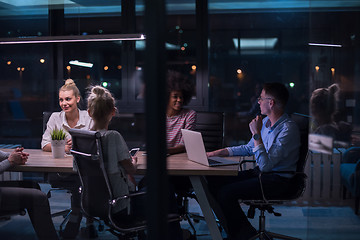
top-left (181, 129), bottom-right (238, 167)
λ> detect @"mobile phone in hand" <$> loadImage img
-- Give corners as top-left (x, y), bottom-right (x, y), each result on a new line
top-left (129, 148), bottom-right (140, 157)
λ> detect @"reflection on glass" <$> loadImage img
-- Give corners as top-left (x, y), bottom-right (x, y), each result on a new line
top-left (310, 83), bottom-right (352, 147)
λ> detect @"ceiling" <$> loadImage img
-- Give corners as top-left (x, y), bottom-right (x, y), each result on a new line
top-left (0, 0), bottom-right (359, 17)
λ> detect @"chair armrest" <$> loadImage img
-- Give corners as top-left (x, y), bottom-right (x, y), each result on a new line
top-left (239, 159), bottom-right (256, 171)
top-left (110, 191), bottom-right (146, 206)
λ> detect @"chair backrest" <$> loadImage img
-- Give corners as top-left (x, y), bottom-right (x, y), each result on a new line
top-left (288, 114), bottom-right (309, 199)
top-left (291, 113), bottom-right (309, 173)
top-left (69, 128), bottom-right (112, 221)
top-left (43, 111), bottom-right (52, 133)
top-left (195, 111), bottom-right (224, 152)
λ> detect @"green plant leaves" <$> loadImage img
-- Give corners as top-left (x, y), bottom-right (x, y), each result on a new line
top-left (50, 128), bottom-right (66, 140)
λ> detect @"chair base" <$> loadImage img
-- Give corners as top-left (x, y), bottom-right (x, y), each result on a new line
top-left (249, 230), bottom-right (301, 240)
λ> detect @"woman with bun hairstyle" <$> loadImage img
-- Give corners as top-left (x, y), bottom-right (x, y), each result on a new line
top-left (87, 85), bottom-right (183, 239)
top-left (41, 79), bottom-right (96, 239)
top-left (42, 79), bottom-right (93, 153)
top-left (87, 86), bottom-right (137, 214)
top-left (310, 83), bottom-right (352, 143)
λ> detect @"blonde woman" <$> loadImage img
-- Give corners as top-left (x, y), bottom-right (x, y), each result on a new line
top-left (87, 86), bottom-right (137, 215)
top-left (42, 79), bottom-right (93, 153)
top-left (41, 79), bottom-right (95, 239)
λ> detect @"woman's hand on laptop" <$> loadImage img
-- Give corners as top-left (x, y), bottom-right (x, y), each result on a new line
top-left (206, 148), bottom-right (229, 157)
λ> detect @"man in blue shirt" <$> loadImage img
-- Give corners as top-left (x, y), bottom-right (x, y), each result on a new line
top-left (207, 82), bottom-right (300, 240)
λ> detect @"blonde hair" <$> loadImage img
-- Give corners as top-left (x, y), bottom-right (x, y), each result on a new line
top-left (87, 86), bottom-right (115, 127)
top-left (59, 79), bottom-right (81, 98)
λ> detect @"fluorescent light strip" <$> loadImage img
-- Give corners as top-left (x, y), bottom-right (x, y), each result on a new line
top-left (308, 43), bottom-right (342, 48)
top-left (0, 34), bottom-right (145, 45)
top-left (69, 60), bottom-right (93, 68)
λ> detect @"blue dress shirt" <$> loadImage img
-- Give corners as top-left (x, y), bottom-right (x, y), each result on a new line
top-left (227, 114), bottom-right (300, 175)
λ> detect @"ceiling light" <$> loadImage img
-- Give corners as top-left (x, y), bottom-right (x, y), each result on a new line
top-left (69, 60), bottom-right (93, 68)
top-left (0, 34), bottom-right (145, 45)
top-left (308, 43), bottom-right (342, 47)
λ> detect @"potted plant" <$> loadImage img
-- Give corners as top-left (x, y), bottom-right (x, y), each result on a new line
top-left (50, 128), bottom-right (66, 158)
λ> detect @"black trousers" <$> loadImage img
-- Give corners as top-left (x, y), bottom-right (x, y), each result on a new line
top-left (207, 168), bottom-right (292, 238)
top-left (0, 181), bottom-right (59, 240)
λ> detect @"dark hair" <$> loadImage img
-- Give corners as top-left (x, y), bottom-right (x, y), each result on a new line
top-left (262, 82), bottom-right (289, 108)
top-left (166, 70), bottom-right (195, 106)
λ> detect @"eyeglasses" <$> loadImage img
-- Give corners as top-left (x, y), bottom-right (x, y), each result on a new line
top-left (257, 96), bottom-right (273, 101)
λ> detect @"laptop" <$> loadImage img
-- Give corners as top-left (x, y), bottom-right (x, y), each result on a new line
top-left (181, 129), bottom-right (238, 167)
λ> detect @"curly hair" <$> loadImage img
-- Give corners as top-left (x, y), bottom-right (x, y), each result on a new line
top-left (166, 70), bottom-right (195, 106)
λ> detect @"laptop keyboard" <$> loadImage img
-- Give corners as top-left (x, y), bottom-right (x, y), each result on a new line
top-left (208, 158), bottom-right (221, 164)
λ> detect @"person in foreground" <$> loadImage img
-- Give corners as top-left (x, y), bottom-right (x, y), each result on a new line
top-left (207, 82), bottom-right (300, 240)
top-left (0, 148), bottom-right (59, 240)
top-left (86, 85), bottom-right (183, 240)
top-left (41, 79), bottom-right (95, 239)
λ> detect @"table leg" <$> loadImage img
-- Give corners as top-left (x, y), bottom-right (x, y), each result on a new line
top-left (189, 176), bottom-right (223, 240)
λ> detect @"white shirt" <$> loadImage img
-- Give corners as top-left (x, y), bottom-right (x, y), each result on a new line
top-left (41, 109), bottom-right (93, 149)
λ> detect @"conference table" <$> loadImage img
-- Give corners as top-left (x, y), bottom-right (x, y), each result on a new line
top-left (3, 148), bottom-right (240, 240)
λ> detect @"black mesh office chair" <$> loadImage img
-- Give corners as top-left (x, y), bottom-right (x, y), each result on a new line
top-left (195, 112), bottom-right (225, 152)
top-left (177, 111), bottom-right (225, 237)
top-left (69, 128), bottom-right (180, 239)
top-left (239, 117), bottom-right (309, 240)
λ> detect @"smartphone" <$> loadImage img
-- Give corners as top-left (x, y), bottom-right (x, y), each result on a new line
top-left (129, 147), bottom-right (140, 157)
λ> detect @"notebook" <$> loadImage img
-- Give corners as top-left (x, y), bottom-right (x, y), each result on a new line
top-left (181, 129), bottom-right (238, 167)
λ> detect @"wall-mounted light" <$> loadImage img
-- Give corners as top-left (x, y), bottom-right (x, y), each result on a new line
top-left (7, 61), bottom-right (11, 65)
top-left (104, 66), bottom-right (109, 71)
top-left (40, 58), bottom-right (45, 63)
top-left (315, 65), bottom-right (320, 71)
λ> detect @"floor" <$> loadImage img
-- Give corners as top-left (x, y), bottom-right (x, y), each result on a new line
top-left (1, 183), bottom-right (360, 240)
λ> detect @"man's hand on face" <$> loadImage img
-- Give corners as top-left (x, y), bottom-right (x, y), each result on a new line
top-left (249, 115), bottom-right (263, 135)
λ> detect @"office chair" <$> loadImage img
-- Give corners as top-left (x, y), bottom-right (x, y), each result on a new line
top-left (69, 128), bottom-right (180, 239)
top-left (239, 119), bottom-right (309, 240)
top-left (177, 111), bottom-right (225, 236)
